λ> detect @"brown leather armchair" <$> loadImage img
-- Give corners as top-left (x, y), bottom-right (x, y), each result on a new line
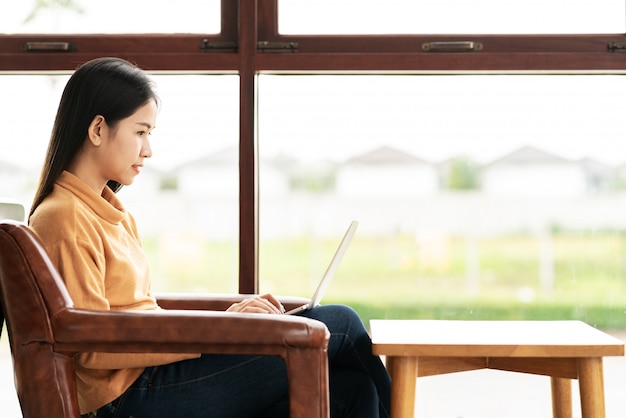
top-left (0, 220), bottom-right (330, 418)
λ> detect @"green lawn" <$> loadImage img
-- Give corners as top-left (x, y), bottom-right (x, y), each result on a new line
top-left (144, 230), bottom-right (626, 330)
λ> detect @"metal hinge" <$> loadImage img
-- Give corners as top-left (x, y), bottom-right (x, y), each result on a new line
top-left (608, 42), bottom-right (626, 52)
top-left (257, 41), bottom-right (299, 52)
top-left (200, 39), bottom-right (238, 52)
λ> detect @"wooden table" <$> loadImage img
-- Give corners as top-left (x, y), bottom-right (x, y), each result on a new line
top-left (371, 320), bottom-right (624, 418)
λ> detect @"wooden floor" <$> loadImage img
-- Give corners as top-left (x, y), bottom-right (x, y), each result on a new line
top-left (2, 328), bottom-right (626, 418)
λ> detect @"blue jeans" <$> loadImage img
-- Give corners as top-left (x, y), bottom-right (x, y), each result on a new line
top-left (96, 305), bottom-right (391, 418)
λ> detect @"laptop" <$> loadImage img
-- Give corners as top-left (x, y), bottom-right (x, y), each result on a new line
top-left (285, 220), bottom-right (358, 315)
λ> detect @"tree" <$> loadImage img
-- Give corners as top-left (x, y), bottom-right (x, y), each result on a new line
top-left (446, 157), bottom-right (480, 190)
top-left (24, 0), bottom-right (83, 23)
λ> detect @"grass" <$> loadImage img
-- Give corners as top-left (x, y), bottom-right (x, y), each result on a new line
top-left (336, 301), bottom-right (626, 331)
top-left (143, 229), bottom-right (626, 330)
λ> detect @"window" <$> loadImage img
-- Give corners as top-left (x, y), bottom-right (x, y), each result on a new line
top-left (0, 0), bottom-right (220, 34)
top-left (0, 73), bottom-right (240, 294)
top-left (258, 74), bottom-right (626, 327)
top-left (278, 0), bottom-right (626, 35)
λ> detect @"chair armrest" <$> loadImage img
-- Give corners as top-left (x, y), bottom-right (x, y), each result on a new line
top-left (52, 308), bottom-right (327, 353)
top-left (155, 292), bottom-right (311, 312)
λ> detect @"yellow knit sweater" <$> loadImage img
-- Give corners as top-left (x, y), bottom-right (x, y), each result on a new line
top-left (30, 171), bottom-right (198, 414)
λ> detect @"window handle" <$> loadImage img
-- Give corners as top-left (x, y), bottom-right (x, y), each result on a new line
top-left (422, 41), bottom-right (482, 52)
top-left (22, 42), bottom-right (74, 52)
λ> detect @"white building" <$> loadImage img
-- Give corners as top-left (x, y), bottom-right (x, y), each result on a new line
top-left (335, 145), bottom-right (438, 198)
top-left (481, 146), bottom-right (587, 198)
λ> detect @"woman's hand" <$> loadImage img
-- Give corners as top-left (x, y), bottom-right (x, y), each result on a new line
top-left (226, 293), bottom-right (285, 314)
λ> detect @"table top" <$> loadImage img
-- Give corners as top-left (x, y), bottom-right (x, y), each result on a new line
top-left (370, 320), bottom-right (625, 358)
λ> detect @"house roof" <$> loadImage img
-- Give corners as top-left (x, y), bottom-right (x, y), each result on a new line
top-left (486, 145), bottom-right (572, 167)
top-left (345, 145), bottom-right (428, 165)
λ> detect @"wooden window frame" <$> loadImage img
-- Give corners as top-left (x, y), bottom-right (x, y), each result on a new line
top-left (2, 0), bottom-right (626, 293)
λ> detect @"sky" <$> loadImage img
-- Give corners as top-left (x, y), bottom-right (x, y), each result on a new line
top-left (2, 1), bottom-right (626, 170)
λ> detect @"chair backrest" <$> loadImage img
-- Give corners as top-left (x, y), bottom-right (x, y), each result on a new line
top-left (0, 200), bottom-right (25, 336)
top-left (0, 220), bottom-right (81, 418)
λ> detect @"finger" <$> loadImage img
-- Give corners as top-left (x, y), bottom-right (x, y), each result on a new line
top-left (249, 296), bottom-right (282, 314)
top-left (259, 293), bottom-right (285, 313)
top-left (228, 296), bottom-right (283, 314)
top-left (226, 301), bottom-right (247, 313)
top-left (241, 306), bottom-right (271, 314)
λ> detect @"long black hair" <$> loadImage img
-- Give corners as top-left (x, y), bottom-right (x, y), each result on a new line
top-left (29, 57), bottom-right (158, 221)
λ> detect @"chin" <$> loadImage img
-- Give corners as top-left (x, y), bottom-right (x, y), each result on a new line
top-left (114, 177), bottom-right (134, 187)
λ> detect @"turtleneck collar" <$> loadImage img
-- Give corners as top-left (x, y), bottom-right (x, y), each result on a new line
top-left (56, 170), bottom-right (126, 225)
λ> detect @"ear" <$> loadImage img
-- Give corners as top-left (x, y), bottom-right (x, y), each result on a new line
top-left (87, 115), bottom-right (106, 146)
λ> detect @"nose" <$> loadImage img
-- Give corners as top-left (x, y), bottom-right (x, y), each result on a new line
top-left (141, 139), bottom-right (153, 158)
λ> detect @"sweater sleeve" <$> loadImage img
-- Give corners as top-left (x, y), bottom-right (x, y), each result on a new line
top-left (45, 236), bottom-right (200, 370)
top-left (46, 237), bottom-right (110, 311)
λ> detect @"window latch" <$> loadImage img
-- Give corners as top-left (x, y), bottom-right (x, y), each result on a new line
top-left (608, 42), bottom-right (626, 52)
top-left (22, 42), bottom-right (74, 52)
top-left (257, 41), bottom-right (299, 53)
top-left (200, 39), bottom-right (237, 52)
top-left (422, 41), bottom-right (482, 52)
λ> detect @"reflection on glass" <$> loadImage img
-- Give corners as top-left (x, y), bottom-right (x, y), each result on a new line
top-left (0, 0), bottom-right (220, 34)
top-left (0, 74), bottom-right (239, 294)
top-left (258, 74), bottom-right (626, 328)
top-left (279, 0), bottom-right (625, 34)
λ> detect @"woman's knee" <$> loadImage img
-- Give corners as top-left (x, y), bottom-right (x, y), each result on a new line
top-left (306, 304), bottom-right (364, 332)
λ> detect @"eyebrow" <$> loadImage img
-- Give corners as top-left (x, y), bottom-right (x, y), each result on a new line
top-left (136, 122), bottom-right (155, 130)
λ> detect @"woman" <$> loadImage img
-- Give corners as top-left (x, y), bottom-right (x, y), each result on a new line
top-left (28, 57), bottom-right (391, 418)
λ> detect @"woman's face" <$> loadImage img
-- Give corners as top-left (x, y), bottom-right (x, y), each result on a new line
top-left (100, 99), bottom-right (157, 187)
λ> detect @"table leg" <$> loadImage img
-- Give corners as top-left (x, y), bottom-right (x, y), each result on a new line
top-left (578, 357), bottom-right (605, 418)
top-left (550, 377), bottom-right (572, 418)
top-left (388, 356), bottom-right (418, 418)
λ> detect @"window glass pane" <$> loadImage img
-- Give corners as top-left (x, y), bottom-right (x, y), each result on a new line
top-left (0, 73), bottom-right (239, 293)
top-left (1, 0), bottom-right (220, 34)
top-left (258, 74), bottom-right (626, 329)
top-left (279, 0), bottom-right (625, 34)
